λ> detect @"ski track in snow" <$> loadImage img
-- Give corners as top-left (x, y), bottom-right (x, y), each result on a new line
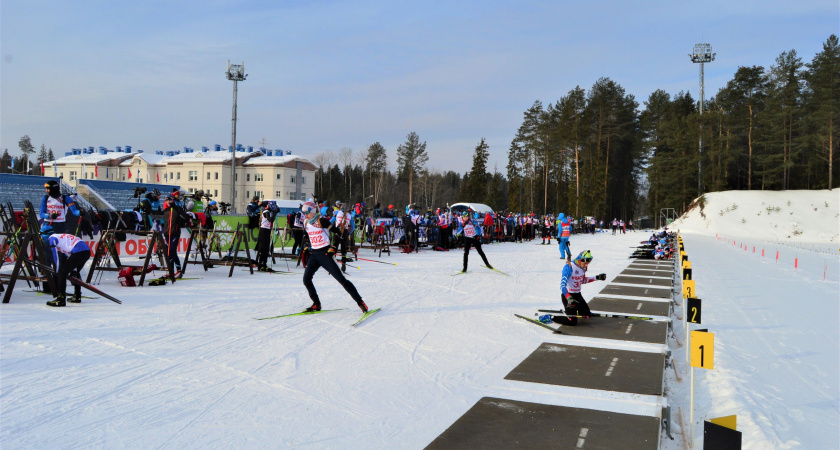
top-left (1, 226), bottom-right (837, 448)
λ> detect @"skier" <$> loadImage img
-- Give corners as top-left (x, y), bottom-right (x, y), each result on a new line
top-left (256, 201), bottom-right (279, 272)
top-left (246, 196), bottom-right (261, 231)
top-left (330, 201), bottom-right (353, 272)
top-left (162, 195), bottom-right (190, 277)
top-left (550, 250), bottom-right (606, 325)
top-left (40, 180), bottom-right (82, 234)
top-left (541, 215), bottom-right (552, 245)
top-left (139, 188), bottom-right (162, 230)
top-left (437, 208), bottom-right (451, 250)
top-left (300, 201), bottom-right (368, 313)
top-left (42, 225), bottom-right (90, 307)
top-left (556, 213), bottom-right (572, 260)
top-left (289, 206), bottom-right (304, 256)
top-left (455, 211), bottom-right (493, 273)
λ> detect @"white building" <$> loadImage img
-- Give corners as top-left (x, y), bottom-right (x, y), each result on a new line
top-left (45, 146), bottom-right (316, 210)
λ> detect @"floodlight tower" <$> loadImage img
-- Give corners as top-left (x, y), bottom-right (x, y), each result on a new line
top-left (690, 43), bottom-right (715, 196)
top-left (226, 60), bottom-right (247, 214)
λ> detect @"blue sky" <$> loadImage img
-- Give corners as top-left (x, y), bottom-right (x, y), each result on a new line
top-left (2, 0), bottom-right (837, 173)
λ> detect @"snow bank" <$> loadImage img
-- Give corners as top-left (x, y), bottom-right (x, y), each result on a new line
top-left (670, 190), bottom-right (839, 243)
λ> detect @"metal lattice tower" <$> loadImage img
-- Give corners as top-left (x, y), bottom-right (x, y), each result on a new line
top-left (226, 61), bottom-right (247, 214)
top-left (690, 43), bottom-right (715, 196)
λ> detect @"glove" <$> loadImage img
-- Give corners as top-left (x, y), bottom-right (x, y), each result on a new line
top-left (596, 273), bottom-right (606, 281)
top-left (326, 246), bottom-right (336, 256)
top-left (50, 212), bottom-right (58, 219)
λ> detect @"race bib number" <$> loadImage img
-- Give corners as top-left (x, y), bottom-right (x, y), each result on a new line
top-left (464, 225), bottom-right (476, 238)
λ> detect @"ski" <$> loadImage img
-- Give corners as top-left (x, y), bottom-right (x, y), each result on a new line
top-left (67, 276), bottom-right (122, 304)
top-left (24, 259), bottom-right (122, 304)
top-left (254, 308), bottom-right (346, 320)
top-left (451, 271), bottom-right (469, 276)
top-left (514, 313), bottom-right (562, 334)
top-left (481, 265), bottom-right (509, 276)
top-left (351, 307), bottom-right (381, 327)
top-left (23, 290), bottom-right (98, 300)
top-left (536, 309), bottom-right (657, 321)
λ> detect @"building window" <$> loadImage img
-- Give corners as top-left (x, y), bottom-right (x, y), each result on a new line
top-left (177, 172), bottom-right (181, 180)
top-left (207, 172), bottom-right (211, 180)
top-left (288, 192), bottom-right (296, 200)
top-left (122, 175), bottom-right (126, 181)
top-left (235, 174), bottom-right (238, 181)
top-left (301, 176), bottom-right (306, 185)
top-left (214, 190), bottom-right (218, 197)
top-left (246, 173), bottom-right (250, 182)
top-left (255, 173), bottom-right (263, 182)
top-left (276, 190), bottom-right (282, 197)
top-left (169, 172), bottom-right (174, 180)
top-left (276, 174), bottom-right (281, 180)
top-left (189, 171), bottom-right (198, 181)
top-left (215, 172), bottom-right (219, 180)
top-left (69, 171), bottom-right (77, 181)
top-left (290, 175), bottom-right (296, 184)
top-left (246, 191), bottom-right (250, 199)
top-left (254, 190), bottom-right (263, 199)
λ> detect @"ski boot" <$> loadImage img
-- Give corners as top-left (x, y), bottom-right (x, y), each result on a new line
top-left (357, 301), bottom-right (368, 314)
top-left (46, 293), bottom-right (66, 307)
top-left (538, 314), bottom-right (552, 324)
top-left (304, 303), bottom-right (321, 312)
top-left (68, 289), bottom-right (82, 303)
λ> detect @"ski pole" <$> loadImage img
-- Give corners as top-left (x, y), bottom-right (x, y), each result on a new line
top-left (355, 256), bottom-right (397, 266)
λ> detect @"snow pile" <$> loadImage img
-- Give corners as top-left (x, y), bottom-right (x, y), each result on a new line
top-left (670, 189), bottom-right (839, 243)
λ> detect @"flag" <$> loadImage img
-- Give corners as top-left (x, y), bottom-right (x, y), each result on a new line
top-left (128, 168), bottom-right (132, 179)
top-left (106, 167), bottom-right (109, 179)
top-left (94, 166), bottom-right (98, 178)
top-left (41, 161), bottom-right (44, 174)
top-left (82, 164), bottom-right (87, 179)
top-left (53, 162), bottom-right (57, 176)
top-left (156, 172), bottom-right (160, 182)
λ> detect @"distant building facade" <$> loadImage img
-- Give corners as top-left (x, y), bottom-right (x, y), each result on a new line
top-left (45, 146), bottom-right (316, 209)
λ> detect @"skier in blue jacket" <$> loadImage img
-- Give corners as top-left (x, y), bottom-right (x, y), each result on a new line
top-left (553, 250), bottom-right (606, 325)
top-left (556, 213), bottom-right (572, 260)
top-left (40, 180), bottom-right (82, 234)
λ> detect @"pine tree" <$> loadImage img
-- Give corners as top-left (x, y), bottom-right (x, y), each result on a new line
top-left (37, 144), bottom-right (49, 175)
top-left (464, 138), bottom-right (489, 201)
top-left (396, 132), bottom-right (428, 205)
top-left (807, 34), bottom-right (840, 189)
top-left (1, 149), bottom-right (11, 173)
top-left (728, 66), bottom-right (767, 189)
top-left (47, 148), bottom-right (55, 161)
top-left (18, 135), bottom-right (35, 175)
top-left (365, 142), bottom-right (388, 204)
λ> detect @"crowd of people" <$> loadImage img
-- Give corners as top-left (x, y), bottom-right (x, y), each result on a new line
top-left (32, 182), bottom-right (661, 318)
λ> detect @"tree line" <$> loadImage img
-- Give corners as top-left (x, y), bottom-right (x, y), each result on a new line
top-left (312, 35), bottom-right (837, 220)
top-left (1, 135), bottom-right (55, 175)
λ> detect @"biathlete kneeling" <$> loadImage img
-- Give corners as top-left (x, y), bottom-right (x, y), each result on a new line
top-left (553, 250), bottom-right (606, 325)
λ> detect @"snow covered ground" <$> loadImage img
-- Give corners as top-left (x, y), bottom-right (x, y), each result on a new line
top-left (1, 190), bottom-right (838, 449)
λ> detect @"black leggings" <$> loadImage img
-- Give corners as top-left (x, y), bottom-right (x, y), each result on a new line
top-left (257, 227), bottom-right (272, 267)
top-left (291, 228), bottom-right (303, 255)
top-left (463, 237), bottom-right (490, 271)
top-left (303, 249), bottom-right (363, 306)
top-left (56, 251), bottom-right (90, 297)
top-left (165, 234), bottom-right (181, 270)
top-left (565, 292), bottom-right (592, 316)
